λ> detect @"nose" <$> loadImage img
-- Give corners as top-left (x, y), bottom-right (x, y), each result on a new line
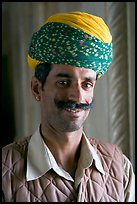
top-left (67, 83), bottom-right (85, 103)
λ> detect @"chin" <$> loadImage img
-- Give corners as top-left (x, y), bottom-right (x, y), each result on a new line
top-left (59, 123), bottom-right (83, 132)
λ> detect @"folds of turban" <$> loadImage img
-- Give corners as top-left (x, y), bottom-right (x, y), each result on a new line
top-left (27, 11), bottom-right (112, 78)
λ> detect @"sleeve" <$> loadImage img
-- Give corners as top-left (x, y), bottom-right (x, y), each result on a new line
top-left (123, 154), bottom-right (135, 202)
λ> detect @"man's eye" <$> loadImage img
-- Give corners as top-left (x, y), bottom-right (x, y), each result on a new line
top-left (83, 82), bottom-right (93, 89)
top-left (56, 80), bottom-right (70, 87)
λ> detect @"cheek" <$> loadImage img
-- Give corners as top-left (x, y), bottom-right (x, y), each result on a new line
top-left (40, 90), bottom-right (53, 106)
top-left (55, 90), bottom-right (69, 101)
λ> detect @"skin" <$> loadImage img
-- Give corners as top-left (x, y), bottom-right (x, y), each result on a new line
top-left (31, 64), bottom-right (96, 175)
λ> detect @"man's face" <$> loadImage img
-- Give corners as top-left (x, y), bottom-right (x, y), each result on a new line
top-left (39, 64), bottom-right (96, 132)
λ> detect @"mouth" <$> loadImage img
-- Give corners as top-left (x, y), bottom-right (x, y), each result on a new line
top-left (65, 108), bottom-right (82, 113)
top-left (64, 108), bottom-right (84, 117)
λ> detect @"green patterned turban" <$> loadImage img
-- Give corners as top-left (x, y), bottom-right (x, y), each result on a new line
top-left (28, 11), bottom-right (112, 78)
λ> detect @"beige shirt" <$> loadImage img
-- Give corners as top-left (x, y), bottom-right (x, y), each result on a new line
top-left (26, 127), bottom-right (135, 202)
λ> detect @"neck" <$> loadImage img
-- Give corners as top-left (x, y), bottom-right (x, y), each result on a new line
top-left (40, 124), bottom-right (83, 176)
top-left (40, 123), bottom-right (83, 145)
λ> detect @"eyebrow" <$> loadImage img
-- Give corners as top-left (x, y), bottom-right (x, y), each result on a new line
top-left (84, 77), bottom-right (96, 82)
top-left (55, 73), bottom-right (72, 78)
top-left (55, 73), bottom-right (96, 81)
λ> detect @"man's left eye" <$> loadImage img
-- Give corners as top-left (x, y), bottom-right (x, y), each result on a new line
top-left (83, 82), bottom-right (93, 89)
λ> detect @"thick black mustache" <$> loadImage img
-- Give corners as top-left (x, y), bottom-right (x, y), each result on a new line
top-left (54, 99), bottom-right (94, 110)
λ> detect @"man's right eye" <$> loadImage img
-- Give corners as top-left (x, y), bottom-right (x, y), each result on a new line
top-left (56, 80), bottom-right (70, 87)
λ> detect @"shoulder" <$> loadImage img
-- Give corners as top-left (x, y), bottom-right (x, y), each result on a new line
top-left (88, 138), bottom-right (125, 177)
top-left (2, 135), bottom-right (32, 165)
top-left (123, 154), bottom-right (135, 202)
top-left (123, 154), bottom-right (135, 180)
top-left (89, 137), bottom-right (123, 157)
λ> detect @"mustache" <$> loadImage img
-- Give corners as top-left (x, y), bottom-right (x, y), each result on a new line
top-left (54, 98), bottom-right (95, 110)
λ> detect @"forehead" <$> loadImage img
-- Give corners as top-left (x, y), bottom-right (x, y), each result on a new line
top-left (49, 64), bottom-right (97, 79)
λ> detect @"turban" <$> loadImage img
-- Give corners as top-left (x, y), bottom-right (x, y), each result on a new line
top-left (28, 11), bottom-right (112, 78)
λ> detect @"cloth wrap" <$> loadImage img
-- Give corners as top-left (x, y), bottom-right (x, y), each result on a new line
top-left (28, 12), bottom-right (112, 78)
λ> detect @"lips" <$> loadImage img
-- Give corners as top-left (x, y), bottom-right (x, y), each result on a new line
top-left (65, 108), bottom-right (82, 113)
top-left (64, 108), bottom-right (84, 117)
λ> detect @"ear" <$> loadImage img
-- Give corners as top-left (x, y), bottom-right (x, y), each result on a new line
top-left (31, 76), bottom-right (41, 101)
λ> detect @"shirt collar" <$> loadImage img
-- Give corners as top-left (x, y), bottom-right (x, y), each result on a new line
top-left (26, 126), bottom-right (105, 184)
top-left (26, 127), bottom-right (50, 181)
top-left (81, 132), bottom-right (105, 174)
top-left (74, 132), bottom-right (105, 187)
top-left (26, 126), bottom-right (73, 181)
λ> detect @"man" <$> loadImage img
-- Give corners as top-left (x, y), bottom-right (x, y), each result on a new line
top-left (2, 11), bottom-right (135, 202)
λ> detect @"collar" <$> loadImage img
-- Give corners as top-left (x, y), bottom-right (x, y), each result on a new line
top-left (26, 126), bottom-right (105, 187)
top-left (26, 127), bottom-right (73, 182)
